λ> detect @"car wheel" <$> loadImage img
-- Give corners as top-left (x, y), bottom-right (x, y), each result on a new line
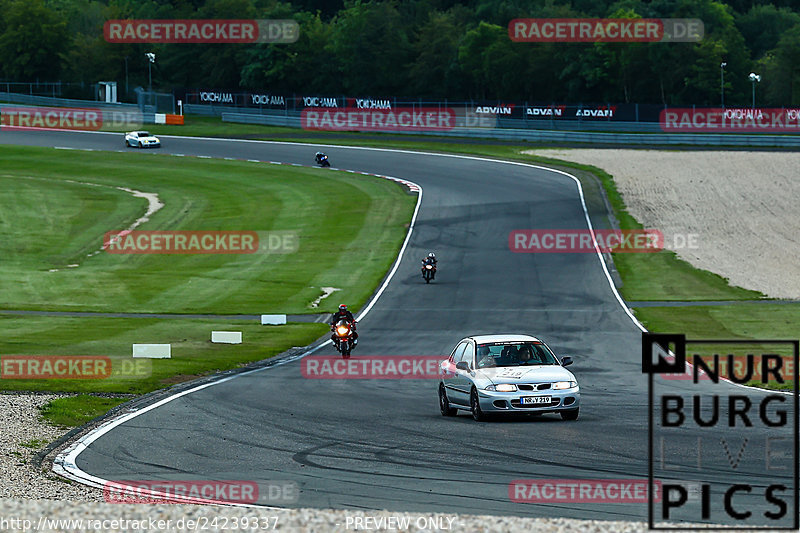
top-left (439, 384), bottom-right (457, 417)
top-left (470, 388), bottom-right (486, 422)
top-left (125, 140), bottom-right (130, 147)
top-left (138, 141), bottom-right (143, 148)
top-left (561, 408), bottom-right (579, 421)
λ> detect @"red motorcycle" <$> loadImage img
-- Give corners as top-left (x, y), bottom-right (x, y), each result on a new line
top-left (332, 319), bottom-right (356, 358)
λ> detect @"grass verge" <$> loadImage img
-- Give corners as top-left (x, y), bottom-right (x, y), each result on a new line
top-left (0, 315), bottom-right (329, 394)
top-left (635, 304), bottom-right (798, 390)
top-left (0, 145), bottom-right (415, 314)
top-left (40, 395), bottom-right (130, 427)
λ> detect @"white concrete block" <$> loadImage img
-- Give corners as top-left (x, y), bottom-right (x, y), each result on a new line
top-left (154, 113), bottom-right (166, 124)
top-left (212, 331), bottom-right (242, 344)
top-left (261, 314), bottom-right (287, 325)
top-left (133, 344), bottom-right (171, 358)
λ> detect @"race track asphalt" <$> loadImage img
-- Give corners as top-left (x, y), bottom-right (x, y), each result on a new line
top-left (2, 129), bottom-right (795, 527)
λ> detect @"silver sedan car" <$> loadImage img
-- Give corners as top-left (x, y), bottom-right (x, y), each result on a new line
top-left (438, 334), bottom-right (580, 421)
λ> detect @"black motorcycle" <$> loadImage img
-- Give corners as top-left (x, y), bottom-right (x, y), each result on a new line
top-left (332, 319), bottom-right (355, 358)
top-left (315, 153), bottom-right (331, 167)
top-left (421, 260), bottom-right (436, 284)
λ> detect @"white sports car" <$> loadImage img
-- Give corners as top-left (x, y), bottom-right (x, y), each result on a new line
top-left (438, 334), bottom-right (580, 421)
top-left (125, 131), bottom-right (161, 148)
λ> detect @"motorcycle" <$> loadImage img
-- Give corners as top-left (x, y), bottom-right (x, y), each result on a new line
top-left (421, 261), bottom-right (436, 283)
top-left (316, 154), bottom-right (331, 167)
top-left (332, 319), bottom-right (355, 358)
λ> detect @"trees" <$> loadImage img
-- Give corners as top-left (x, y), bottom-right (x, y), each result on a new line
top-left (736, 4), bottom-right (800, 60)
top-left (1, 0), bottom-right (799, 106)
top-left (241, 10), bottom-right (336, 93)
top-left (0, 0), bottom-right (69, 80)
top-left (407, 9), bottom-right (469, 98)
top-left (161, 0), bottom-right (258, 88)
top-left (325, 1), bottom-right (415, 95)
top-left (762, 24), bottom-right (800, 106)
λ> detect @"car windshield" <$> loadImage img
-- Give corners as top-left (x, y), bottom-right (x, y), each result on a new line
top-left (138, 132), bottom-right (150, 137)
top-left (475, 342), bottom-right (559, 368)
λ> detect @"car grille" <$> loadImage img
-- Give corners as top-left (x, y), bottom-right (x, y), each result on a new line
top-left (517, 383), bottom-right (551, 391)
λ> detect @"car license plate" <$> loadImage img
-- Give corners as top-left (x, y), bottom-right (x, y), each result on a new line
top-left (521, 396), bottom-right (551, 405)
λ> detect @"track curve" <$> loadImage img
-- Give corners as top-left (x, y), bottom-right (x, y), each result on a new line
top-left (2, 130), bottom-right (794, 525)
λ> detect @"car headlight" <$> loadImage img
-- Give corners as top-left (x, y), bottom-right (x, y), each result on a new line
top-left (485, 383), bottom-right (517, 392)
top-left (552, 381), bottom-right (577, 390)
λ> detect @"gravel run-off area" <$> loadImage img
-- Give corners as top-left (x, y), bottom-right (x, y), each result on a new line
top-left (0, 393), bottom-right (104, 502)
top-left (0, 499), bottom-right (662, 532)
top-left (525, 149), bottom-right (800, 299)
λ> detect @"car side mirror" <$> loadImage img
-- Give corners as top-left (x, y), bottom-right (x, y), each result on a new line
top-left (560, 356), bottom-right (573, 367)
top-left (456, 361), bottom-right (470, 371)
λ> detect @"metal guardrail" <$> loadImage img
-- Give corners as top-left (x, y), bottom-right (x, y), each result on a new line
top-left (221, 112), bottom-right (800, 147)
top-left (498, 118), bottom-right (666, 133)
top-left (0, 92), bottom-right (147, 111)
top-left (222, 112), bottom-right (297, 127)
top-left (0, 95), bottom-right (163, 127)
top-left (184, 103), bottom-right (263, 116)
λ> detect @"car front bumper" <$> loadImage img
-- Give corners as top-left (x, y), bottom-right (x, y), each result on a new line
top-left (476, 387), bottom-right (580, 413)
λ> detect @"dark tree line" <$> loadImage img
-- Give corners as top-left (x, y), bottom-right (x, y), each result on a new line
top-left (1, 0), bottom-right (799, 106)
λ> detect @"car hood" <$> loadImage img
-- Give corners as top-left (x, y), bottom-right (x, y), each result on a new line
top-left (140, 136), bottom-right (159, 141)
top-left (476, 365), bottom-right (575, 384)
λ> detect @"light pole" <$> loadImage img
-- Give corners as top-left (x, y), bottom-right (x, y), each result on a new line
top-left (749, 72), bottom-right (761, 108)
top-left (720, 62), bottom-right (726, 108)
top-left (145, 53), bottom-right (155, 104)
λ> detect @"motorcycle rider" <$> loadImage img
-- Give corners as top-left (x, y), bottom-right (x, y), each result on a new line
top-left (421, 252), bottom-right (437, 279)
top-left (315, 151), bottom-right (327, 165)
top-left (330, 304), bottom-right (358, 344)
